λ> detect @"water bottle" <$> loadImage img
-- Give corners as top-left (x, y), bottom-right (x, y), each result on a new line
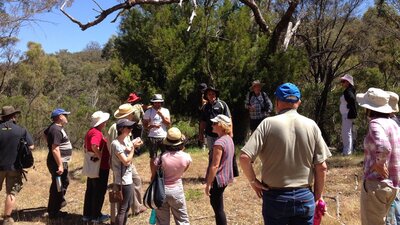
top-left (313, 199), bottom-right (326, 225)
top-left (149, 209), bottom-right (156, 225)
top-left (56, 176), bottom-right (62, 192)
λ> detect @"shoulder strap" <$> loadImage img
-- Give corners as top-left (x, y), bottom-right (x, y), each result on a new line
top-left (217, 100), bottom-right (225, 112)
top-left (248, 91), bottom-right (254, 104)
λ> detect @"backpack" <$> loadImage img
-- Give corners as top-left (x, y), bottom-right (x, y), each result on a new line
top-left (14, 129), bottom-right (34, 180)
top-left (248, 91), bottom-right (270, 112)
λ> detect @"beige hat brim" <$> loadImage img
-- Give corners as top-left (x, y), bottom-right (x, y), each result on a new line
top-left (356, 93), bottom-right (393, 114)
top-left (114, 108), bottom-right (135, 119)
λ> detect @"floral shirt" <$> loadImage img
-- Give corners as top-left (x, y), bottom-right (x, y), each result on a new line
top-left (363, 117), bottom-right (400, 187)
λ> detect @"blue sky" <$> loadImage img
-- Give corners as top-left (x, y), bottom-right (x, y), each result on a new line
top-left (17, 1), bottom-right (121, 54)
top-left (16, 0), bottom-right (375, 54)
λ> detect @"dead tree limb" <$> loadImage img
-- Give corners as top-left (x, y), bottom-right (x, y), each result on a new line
top-left (61, 0), bottom-right (182, 31)
top-left (238, 0), bottom-right (270, 34)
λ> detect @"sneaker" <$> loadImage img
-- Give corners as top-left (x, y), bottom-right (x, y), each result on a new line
top-left (3, 217), bottom-right (14, 225)
top-left (91, 214), bottom-right (110, 223)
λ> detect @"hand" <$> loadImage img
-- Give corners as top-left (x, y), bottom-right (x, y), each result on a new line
top-left (250, 179), bottom-right (269, 198)
top-left (248, 105), bottom-right (256, 111)
top-left (133, 140), bottom-right (143, 149)
top-left (204, 184), bottom-right (211, 196)
top-left (157, 110), bottom-right (163, 117)
top-left (56, 165), bottom-right (64, 175)
top-left (372, 163), bottom-right (389, 178)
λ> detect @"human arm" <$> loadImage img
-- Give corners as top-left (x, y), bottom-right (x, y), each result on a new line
top-left (205, 145), bottom-right (223, 196)
top-left (51, 144), bottom-right (64, 175)
top-left (369, 121), bottom-right (391, 178)
top-left (116, 139), bottom-right (143, 166)
top-left (239, 152), bottom-right (267, 198)
top-left (91, 144), bottom-right (102, 159)
top-left (157, 108), bottom-right (171, 126)
top-left (264, 93), bottom-right (273, 114)
top-left (198, 121), bottom-right (206, 143)
top-left (314, 161), bottom-right (328, 201)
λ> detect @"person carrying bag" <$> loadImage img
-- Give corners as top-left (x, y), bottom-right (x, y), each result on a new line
top-left (110, 119), bottom-right (143, 225)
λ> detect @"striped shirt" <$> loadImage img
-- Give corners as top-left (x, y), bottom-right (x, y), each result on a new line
top-left (207, 135), bottom-right (234, 187)
top-left (363, 117), bottom-right (400, 187)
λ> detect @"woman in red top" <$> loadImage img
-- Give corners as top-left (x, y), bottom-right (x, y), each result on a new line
top-left (82, 111), bottom-right (111, 223)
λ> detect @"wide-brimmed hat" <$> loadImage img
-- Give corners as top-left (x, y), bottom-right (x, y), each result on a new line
top-left (150, 94), bottom-right (164, 103)
top-left (203, 86), bottom-right (220, 100)
top-left (51, 108), bottom-right (71, 118)
top-left (356, 88), bottom-right (392, 113)
top-left (114, 104), bottom-right (135, 119)
top-left (387, 91), bottom-right (399, 113)
top-left (250, 80), bottom-right (264, 90)
top-left (340, 74), bottom-right (354, 86)
top-left (126, 92), bottom-right (141, 104)
top-left (0, 106), bottom-right (21, 118)
top-left (210, 114), bottom-right (232, 125)
top-left (274, 83), bottom-right (301, 103)
top-left (90, 111), bottom-right (110, 128)
top-left (163, 127), bottom-right (186, 146)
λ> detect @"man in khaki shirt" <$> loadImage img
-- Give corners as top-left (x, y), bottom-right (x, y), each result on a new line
top-left (240, 83), bottom-right (331, 225)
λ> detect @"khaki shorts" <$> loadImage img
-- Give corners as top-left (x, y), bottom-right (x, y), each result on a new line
top-left (0, 171), bottom-right (23, 195)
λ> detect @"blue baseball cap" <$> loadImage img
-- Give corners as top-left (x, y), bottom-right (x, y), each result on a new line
top-left (275, 83), bottom-right (301, 103)
top-left (51, 108), bottom-right (71, 118)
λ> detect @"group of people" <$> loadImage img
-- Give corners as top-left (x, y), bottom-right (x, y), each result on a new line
top-left (0, 76), bottom-right (399, 225)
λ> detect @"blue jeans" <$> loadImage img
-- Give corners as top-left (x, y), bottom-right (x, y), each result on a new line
top-left (262, 188), bottom-right (315, 225)
top-left (386, 195), bottom-right (400, 225)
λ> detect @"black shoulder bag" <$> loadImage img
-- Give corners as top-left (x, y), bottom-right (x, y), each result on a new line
top-left (143, 154), bottom-right (166, 209)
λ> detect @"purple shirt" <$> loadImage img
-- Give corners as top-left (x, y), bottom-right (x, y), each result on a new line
top-left (207, 135), bottom-right (234, 187)
top-left (363, 117), bottom-right (400, 187)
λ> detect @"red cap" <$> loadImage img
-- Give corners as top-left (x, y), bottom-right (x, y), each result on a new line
top-left (127, 92), bottom-right (141, 103)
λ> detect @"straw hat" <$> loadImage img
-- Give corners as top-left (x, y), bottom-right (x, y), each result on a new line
top-left (90, 111), bottom-right (110, 128)
top-left (356, 88), bottom-right (392, 113)
top-left (163, 127), bottom-right (186, 146)
top-left (114, 104), bottom-right (135, 119)
top-left (387, 91), bottom-right (399, 113)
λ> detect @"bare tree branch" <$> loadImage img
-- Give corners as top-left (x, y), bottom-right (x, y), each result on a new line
top-left (239, 0), bottom-right (270, 34)
top-left (60, 0), bottom-right (182, 31)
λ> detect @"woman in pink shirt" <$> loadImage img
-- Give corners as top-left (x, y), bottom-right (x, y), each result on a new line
top-left (153, 127), bottom-right (192, 225)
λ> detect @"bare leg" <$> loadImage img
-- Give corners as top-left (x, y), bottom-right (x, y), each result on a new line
top-left (4, 194), bottom-right (15, 216)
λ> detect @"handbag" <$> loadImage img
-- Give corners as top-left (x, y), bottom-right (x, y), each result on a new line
top-left (143, 155), bottom-right (166, 209)
top-left (82, 151), bottom-right (101, 178)
top-left (109, 147), bottom-right (124, 203)
top-left (109, 185), bottom-right (123, 203)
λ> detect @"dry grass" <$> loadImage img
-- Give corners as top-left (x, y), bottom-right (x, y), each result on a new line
top-left (0, 148), bottom-right (364, 225)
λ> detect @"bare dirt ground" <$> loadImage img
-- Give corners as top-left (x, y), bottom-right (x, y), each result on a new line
top-left (0, 148), bottom-right (364, 225)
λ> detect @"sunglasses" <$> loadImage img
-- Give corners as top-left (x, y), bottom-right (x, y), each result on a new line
top-left (212, 122), bottom-right (219, 125)
top-left (340, 80), bottom-right (346, 83)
